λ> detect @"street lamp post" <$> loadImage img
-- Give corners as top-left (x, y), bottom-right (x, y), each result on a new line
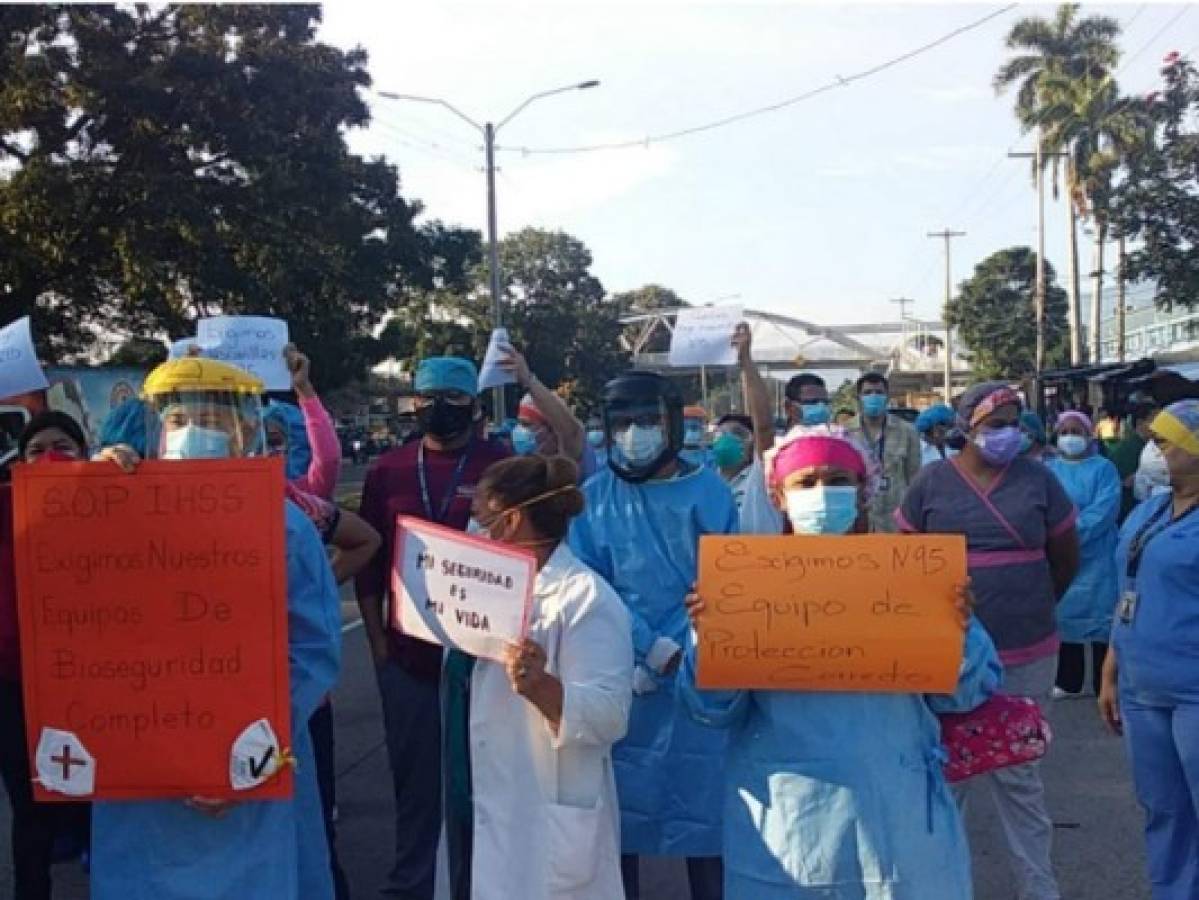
top-left (378, 81), bottom-right (600, 418)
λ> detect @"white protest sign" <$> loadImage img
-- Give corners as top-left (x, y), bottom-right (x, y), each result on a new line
top-left (391, 516), bottom-right (535, 662)
top-left (667, 306), bottom-right (744, 367)
top-left (196, 316), bottom-right (291, 390)
top-left (0, 317), bottom-right (49, 399)
top-left (477, 328), bottom-right (517, 392)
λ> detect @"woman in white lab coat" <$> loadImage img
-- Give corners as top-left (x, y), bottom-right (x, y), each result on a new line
top-left (447, 455), bottom-right (633, 900)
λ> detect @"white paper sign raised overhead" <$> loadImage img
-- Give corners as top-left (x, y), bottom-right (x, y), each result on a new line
top-left (667, 306), bottom-right (744, 367)
top-left (197, 316), bottom-right (291, 390)
top-left (391, 517), bottom-right (535, 662)
top-left (477, 328), bottom-right (517, 392)
top-left (0, 317), bottom-right (50, 400)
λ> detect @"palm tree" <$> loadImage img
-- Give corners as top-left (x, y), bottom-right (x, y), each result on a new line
top-left (1037, 74), bottom-right (1147, 363)
top-left (994, 3), bottom-right (1121, 365)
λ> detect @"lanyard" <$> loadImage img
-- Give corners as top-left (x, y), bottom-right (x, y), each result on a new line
top-left (417, 440), bottom-right (473, 524)
top-left (865, 416), bottom-right (887, 465)
top-left (1126, 497), bottom-right (1198, 583)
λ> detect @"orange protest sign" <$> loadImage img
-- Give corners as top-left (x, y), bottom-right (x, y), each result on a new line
top-left (696, 533), bottom-right (967, 693)
top-left (12, 459), bottom-right (291, 802)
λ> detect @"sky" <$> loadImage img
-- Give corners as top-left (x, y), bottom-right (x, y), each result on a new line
top-left (318, 1), bottom-right (1194, 330)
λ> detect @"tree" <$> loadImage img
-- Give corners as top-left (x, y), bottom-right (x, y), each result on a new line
top-left (946, 247), bottom-right (1069, 380)
top-left (0, 5), bottom-right (424, 387)
top-left (994, 3), bottom-right (1122, 364)
top-left (611, 284), bottom-right (691, 354)
top-left (106, 338), bottom-right (168, 368)
top-left (1113, 52), bottom-right (1199, 312)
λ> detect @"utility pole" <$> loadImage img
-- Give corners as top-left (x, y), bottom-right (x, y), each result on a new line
top-left (378, 81), bottom-right (599, 417)
top-left (891, 297), bottom-right (914, 372)
top-left (1009, 138), bottom-right (1069, 375)
top-left (1116, 235), bottom-right (1128, 363)
top-left (927, 231), bottom-right (965, 402)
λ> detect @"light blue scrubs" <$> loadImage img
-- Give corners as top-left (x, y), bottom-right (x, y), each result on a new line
top-left (1113, 493), bottom-right (1199, 899)
top-left (570, 463), bottom-right (738, 856)
top-left (91, 502), bottom-right (342, 899)
top-left (680, 618), bottom-right (1001, 898)
top-left (1046, 454), bottom-right (1121, 642)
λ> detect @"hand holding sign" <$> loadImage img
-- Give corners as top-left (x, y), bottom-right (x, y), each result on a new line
top-left (391, 517), bottom-right (535, 662)
top-left (695, 533), bottom-right (967, 692)
top-left (668, 306), bottom-right (744, 368)
top-left (478, 328), bottom-right (518, 392)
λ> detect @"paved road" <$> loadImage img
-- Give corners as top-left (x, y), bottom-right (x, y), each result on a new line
top-left (0, 605), bottom-right (1151, 898)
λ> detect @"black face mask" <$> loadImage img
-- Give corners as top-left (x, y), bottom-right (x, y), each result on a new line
top-left (417, 399), bottom-right (474, 441)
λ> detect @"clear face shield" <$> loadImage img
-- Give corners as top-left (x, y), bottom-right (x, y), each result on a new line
top-left (604, 398), bottom-right (677, 482)
top-left (146, 390), bottom-right (265, 460)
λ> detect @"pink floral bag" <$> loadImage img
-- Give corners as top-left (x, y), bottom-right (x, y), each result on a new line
top-left (939, 694), bottom-right (1052, 783)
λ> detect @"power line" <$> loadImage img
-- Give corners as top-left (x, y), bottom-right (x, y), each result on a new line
top-left (495, 4), bottom-right (1018, 156)
top-left (1118, 5), bottom-right (1192, 75)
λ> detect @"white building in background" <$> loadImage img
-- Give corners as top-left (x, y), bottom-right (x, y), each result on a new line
top-left (1097, 300), bottom-right (1199, 363)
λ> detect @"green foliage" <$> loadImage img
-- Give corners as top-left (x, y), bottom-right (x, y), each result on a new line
top-left (611, 284), bottom-right (690, 355)
top-left (1113, 54), bottom-right (1199, 311)
top-left (0, 4), bottom-right (424, 387)
top-left (946, 247), bottom-right (1069, 380)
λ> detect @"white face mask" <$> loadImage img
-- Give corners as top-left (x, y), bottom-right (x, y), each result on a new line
top-left (617, 424), bottom-right (665, 464)
top-left (163, 425), bottom-right (232, 460)
top-left (1136, 441), bottom-right (1171, 498)
top-left (784, 485), bottom-right (860, 535)
top-left (1057, 434), bottom-right (1090, 459)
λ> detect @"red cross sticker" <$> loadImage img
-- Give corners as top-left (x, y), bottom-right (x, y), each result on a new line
top-left (50, 745), bottom-right (88, 781)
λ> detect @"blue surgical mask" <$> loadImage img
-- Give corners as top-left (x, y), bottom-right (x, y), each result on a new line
top-left (586, 429), bottom-right (605, 448)
top-left (861, 394), bottom-right (888, 418)
top-left (617, 424), bottom-right (665, 465)
top-left (1019, 434), bottom-right (1033, 454)
top-left (784, 485), bottom-right (859, 535)
top-left (684, 426), bottom-right (703, 448)
top-left (511, 424), bottom-right (538, 456)
top-left (163, 425), bottom-right (231, 460)
top-left (801, 402), bottom-right (831, 426)
top-left (1057, 434), bottom-right (1090, 458)
top-left (973, 426), bottom-right (1023, 467)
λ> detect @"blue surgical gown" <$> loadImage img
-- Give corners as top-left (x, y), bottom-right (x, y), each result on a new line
top-left (680, 618), bottom-right (1001, 898)
top-left (570, 463), bottom-right (738, 857)
top-left (1046, 455), bottom-right (1121, 642)
top-left (91, 502), bottom-right (342, 900)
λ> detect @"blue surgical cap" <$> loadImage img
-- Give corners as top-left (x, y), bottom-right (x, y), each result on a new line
top-left (1020, 411), bottom-right (1047, 445)
top-left (414, 356), bottom-right (479, 397)
top-left (100, 397), bottom-right (153, 458)
top-left (263, 401), bottom-right (311, 481)
top-left (915, 403), bottom-right (955, 434)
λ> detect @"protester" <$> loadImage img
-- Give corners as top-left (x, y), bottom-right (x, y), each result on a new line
top-left (499, 343), bottom-right (597, 478)
top-left (847, 373), bottom-right (921, 533)
top-left (783, 373), bottom-right (830, 427)
top-left (1109, 403), bottom-right (1158, 521)
top-left (898, 381), bottom-right (1079, 900)
top-left (1046, 412), bottom-right (1121, 699)
top-left (570, 371), bottom-right (737, 900)
top-left (1099, 400), bottom-right (1199, 900)
top-left (1020, 411), bottom-right (1055, 463)
top-left (355, 356), bottom-right (508, 900)
top-left (90, 357), bottom-right (341, 900)
top-left (915, 403), bottom-right (957, 466)
top-left (0, 413), bottom-right (94, 900)
top-left (285, 481), bottom-right (378, 900)
top-left (584, 415), bottom-right (608, 468)
top-left (1096, 409), bottom-right (1123, 449)
top-left (681, 405), bottom-right (710, 466)
top-left (443, 455), bottom-right (632, 899)
top-left (262, 345), bottom-right (342, 499)
top-left (710, 413), bottom-right (755, 507)
top-left (680, 424), bottom-right (1001, 898)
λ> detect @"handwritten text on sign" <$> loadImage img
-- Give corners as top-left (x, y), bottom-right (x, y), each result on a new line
top-left (696, 534), bottom-right (967, 692)
top-left (12, 459), bottom-right (291, 801)
top-left (197, 316), bottom-right (291, 391)
top-left (667, 306), bottom-right (743, 368)
top-left (392, 517), bottom-right (535, 662)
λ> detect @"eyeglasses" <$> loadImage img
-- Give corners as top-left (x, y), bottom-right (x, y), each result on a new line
top-left (415, 391), bottom-right (473, 409)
